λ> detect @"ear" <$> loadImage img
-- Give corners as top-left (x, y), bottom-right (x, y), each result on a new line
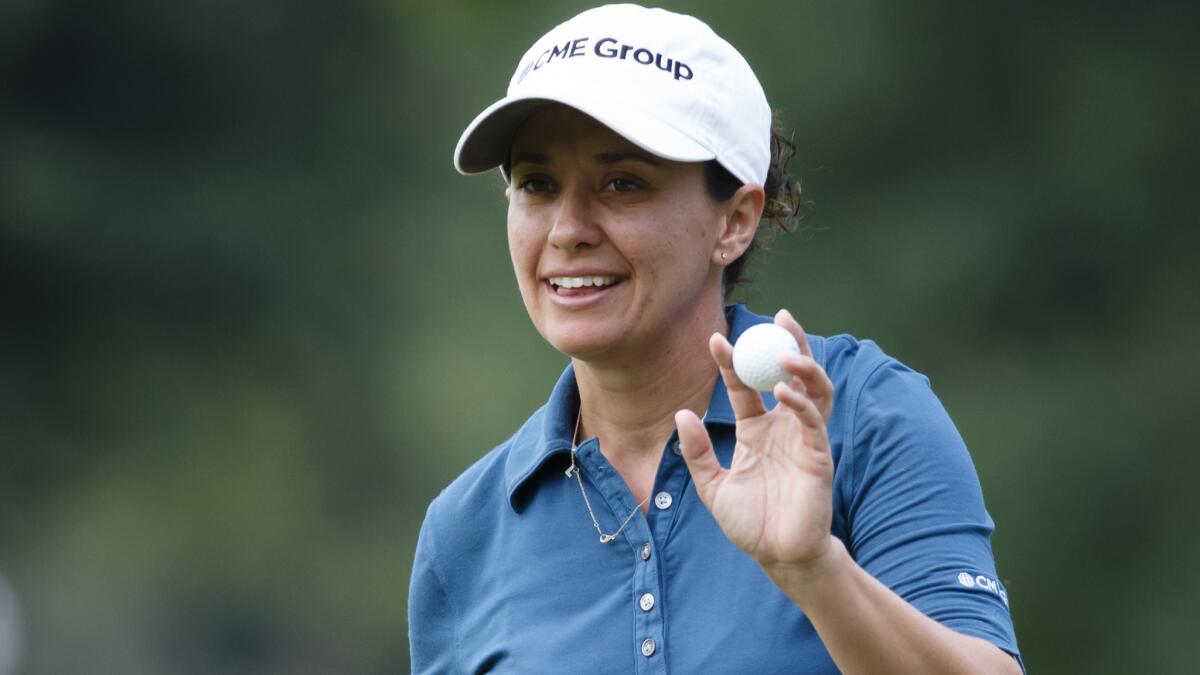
top-left (712, 183), bottom-right (765, 266)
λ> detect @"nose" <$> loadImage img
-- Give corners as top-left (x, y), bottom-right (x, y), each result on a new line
top-left (548, 184), bottom-right (601, 252)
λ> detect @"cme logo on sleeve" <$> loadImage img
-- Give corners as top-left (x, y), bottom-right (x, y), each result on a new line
top-left (957, 571), bottom-right (1009, 607)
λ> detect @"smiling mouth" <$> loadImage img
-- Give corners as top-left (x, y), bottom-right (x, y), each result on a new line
top-left (546, 275), bottom-right (621, 296)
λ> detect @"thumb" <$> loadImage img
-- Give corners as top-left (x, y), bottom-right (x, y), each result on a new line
top-left (675, 409), bottom-right (725, 509)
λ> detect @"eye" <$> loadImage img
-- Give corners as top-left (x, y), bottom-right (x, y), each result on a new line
top-left (517, 176), bottom-right (555, 194)
top-left (603, 177), bottom-right (643, 193)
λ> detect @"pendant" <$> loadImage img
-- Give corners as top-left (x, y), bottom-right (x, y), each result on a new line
top-left (599, 534), bottom-right (614, 544)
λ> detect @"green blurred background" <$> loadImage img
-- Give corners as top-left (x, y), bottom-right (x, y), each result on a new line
top-left (2, 0), bottom-right (1197, 673)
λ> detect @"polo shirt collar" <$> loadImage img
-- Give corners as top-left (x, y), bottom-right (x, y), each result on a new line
top-left (504, 304), bottom-right (769, 507)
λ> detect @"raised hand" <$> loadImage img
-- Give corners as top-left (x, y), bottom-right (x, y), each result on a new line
top-left (675, 309), bottom-right (836, 578)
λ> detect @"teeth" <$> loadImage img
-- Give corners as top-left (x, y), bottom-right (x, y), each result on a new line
top-left (549, 276), bottom-right (616, 289)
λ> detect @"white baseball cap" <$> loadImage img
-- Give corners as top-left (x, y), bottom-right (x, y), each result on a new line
top-left (453, 4), bottom-right (772, 186)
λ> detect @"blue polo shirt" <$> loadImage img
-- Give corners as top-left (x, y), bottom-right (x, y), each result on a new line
top-left (409, 305), bottom-right (1021, 674)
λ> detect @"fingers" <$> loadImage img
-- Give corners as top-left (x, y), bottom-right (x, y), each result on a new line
top-left (775, 309), bottom-right (834, 422)
top-left (674, 409), bottom-right (725, 508)
top-left (709, 332), bottom-right (768, 421)
top-left (775, 308), bottom-right (812, 358)
top-left (772, 380), bottom-right (828, 435)
top-left (771, 313), bottom-right (831, 447)
top-left (779, 353), bottom-right (835, 422)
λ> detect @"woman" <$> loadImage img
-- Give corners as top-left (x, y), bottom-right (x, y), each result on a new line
top-left (410, 5), bottom-right (1022, 673)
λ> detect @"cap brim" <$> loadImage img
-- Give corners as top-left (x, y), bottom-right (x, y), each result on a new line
top-left (453, 90), bottom-right (714, 175)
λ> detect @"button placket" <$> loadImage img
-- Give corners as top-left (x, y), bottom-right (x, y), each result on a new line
top-left (612, 492), bottom-right (657, 673)
top-left (647, 434), bottom-right (690, 547)
top-left (630, 522), bottom-right (663, 672)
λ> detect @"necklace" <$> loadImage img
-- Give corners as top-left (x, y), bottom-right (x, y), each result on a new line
top-left (564, 408), bottom-right (650, 544)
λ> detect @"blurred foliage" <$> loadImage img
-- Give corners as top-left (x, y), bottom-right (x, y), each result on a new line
top-left (1, 0), bottom-right (1197, 673)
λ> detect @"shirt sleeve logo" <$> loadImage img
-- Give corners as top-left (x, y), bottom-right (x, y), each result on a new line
top-left (957, 571), bottom-right (1010, 607)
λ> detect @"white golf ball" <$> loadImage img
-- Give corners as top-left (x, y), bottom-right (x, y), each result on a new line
top-left (732, 323), bottom-right (800, 392)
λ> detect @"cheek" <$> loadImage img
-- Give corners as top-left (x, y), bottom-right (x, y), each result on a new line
top-left (507, 217), bottom-right (541, 282)
top-left (643, 207), bottom-right (719, 270)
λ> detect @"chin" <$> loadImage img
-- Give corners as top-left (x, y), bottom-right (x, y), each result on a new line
top-left (540, 322), bottom-right (626, 362)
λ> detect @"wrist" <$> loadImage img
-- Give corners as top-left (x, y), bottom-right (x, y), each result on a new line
top-left (760, 536), bottom-right (850, 608)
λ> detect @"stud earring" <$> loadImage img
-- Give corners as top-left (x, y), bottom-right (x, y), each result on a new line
top-left (720, 252), bottom-right (728, 261)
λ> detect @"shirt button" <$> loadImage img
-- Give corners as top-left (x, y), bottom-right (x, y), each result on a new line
top-left (639, 593), bottom-right (655, 612)
top-left (641, 638), bottom-right (656, 657)
top-left (671, 439), bottom-right (682, 456)
top-left (640, 543), bottom-right (652, 561)
top-left (654, 491), bottom-right (673, 510)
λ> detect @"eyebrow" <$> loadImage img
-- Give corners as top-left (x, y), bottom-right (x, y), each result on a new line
top-left (510, 151), bottom-right (550, 168)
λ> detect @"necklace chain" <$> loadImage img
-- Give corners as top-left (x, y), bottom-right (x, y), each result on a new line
top-left (565, 408), bottom-right (649, 544)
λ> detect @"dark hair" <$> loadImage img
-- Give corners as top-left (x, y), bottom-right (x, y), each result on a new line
top-left (704, 118), bottom-right (803, 297)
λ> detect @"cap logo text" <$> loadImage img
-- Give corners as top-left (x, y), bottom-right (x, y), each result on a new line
top-left (594, 37), bottom-right (693, 81)
top-left (518, 35), bottom-right (694, 84)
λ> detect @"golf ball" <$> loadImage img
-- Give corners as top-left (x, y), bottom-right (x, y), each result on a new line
top-left (732, 323), bottom-right (800, 392)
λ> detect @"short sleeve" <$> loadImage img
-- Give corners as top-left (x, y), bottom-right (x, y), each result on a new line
top-left (840, 358), bottom-right (1021, 658)
top-left (408, 501), bottom-right (460, 675)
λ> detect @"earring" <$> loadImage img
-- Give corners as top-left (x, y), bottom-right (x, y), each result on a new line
top-left (720, 252), bottom-right (728, 261)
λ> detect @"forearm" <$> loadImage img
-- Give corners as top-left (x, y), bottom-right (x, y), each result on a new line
top-left (765, 537), bottom-right (1021, 675)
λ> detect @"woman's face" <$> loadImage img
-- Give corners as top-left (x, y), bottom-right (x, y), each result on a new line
top-left (506, 105), bottom-right (734, 364)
